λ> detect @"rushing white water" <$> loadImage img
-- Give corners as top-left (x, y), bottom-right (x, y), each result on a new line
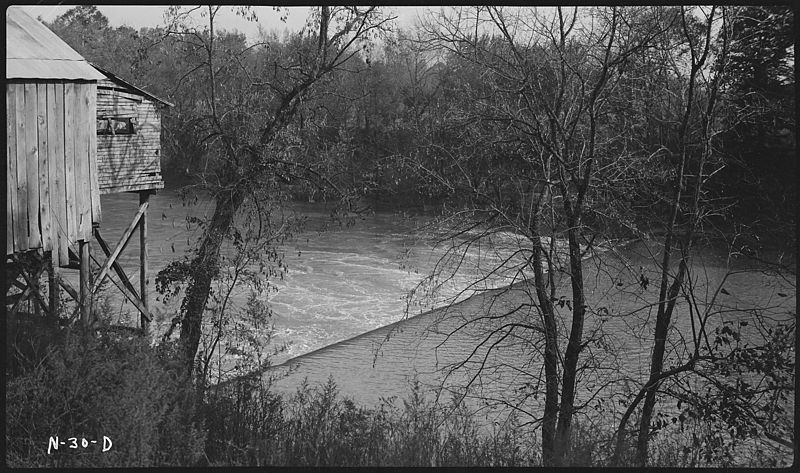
top-left (95, 190), bottom-right (525, 362)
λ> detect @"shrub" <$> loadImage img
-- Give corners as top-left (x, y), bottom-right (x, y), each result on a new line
top-left (203, 375), bottom-right (539, 467)
top-left (5, 327), bottom-right (205, 467)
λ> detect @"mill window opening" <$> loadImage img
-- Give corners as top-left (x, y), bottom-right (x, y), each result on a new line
top-left (97, 117), bottom-right (136, 135)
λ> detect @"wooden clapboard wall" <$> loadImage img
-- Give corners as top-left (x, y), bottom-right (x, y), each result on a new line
top-left (6, 80), bottom-right (100, 265)
top-left (96, 78), bottom-right (164, 194)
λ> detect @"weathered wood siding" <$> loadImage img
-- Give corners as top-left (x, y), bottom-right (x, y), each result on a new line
top-left (96, 80), bottom-right (164, 194)
top-left (6, 80), bottom-right (99, 256)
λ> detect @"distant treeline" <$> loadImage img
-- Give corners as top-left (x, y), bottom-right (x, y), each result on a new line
top-left (44, 6), bottom-right (793, 235)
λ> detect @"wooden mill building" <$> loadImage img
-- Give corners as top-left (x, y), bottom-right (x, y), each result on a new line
top-left (5, 7), bottom-right (170, 330)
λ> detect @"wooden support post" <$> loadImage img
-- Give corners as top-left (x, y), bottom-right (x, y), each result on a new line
top-left (32, 259), bottom-right (41, 318)
top-left (79, 239), bottom-right (91, 327)
top-left (139, 191), bottom-right (151, 331)
top-left (49, 252), bottom-right (60, 321)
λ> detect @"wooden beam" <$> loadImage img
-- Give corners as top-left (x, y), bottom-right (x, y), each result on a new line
top-left (7, 84), bottom-right (18, 255)
top-left (10, 285), bottom-right (33, 317)
top-left (18, 261), bottom-right (49, 315)
top-left (86, 243), bottom-right (153, 323)
top-left (74, 83), bottom-right (91, 240)
top-left (49, 252), bottom-right (60, 320)
top-left (7, 290), bottom-right (27, 309)
top-left (58, 276), bottom-right (80, 302)
top-left (87, 83), bottom-right (101, 225)
top-left (12, 279), bottom-right (27, 292)
top-left (101, 268), bottom-right (153, 323)
top-left (139, 191), bottom-right (150, 331)
top-left (64, 83), bottom-right (78, 245)
top-left (24, 83), bottom-right (41, 249)
top-left (14, 83), bottom-right (28, 252)
top-left (94, 228), bottom-right (141, 301)
top-left (91, 200), bottom-right (148, 293)
top-left (79, 239), bottom-right (91, 326)
top-left (37, 83), bottom-right (52, 253)
top-left (53, 83), bottom-right (69, 267)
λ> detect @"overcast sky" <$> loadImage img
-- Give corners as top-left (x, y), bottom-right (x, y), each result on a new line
top-left (22, 5), bottom-right (430, 41)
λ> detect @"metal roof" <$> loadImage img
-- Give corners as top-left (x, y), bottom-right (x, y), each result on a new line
top-left (6, 6), bottom-right (105, 80)
top-left (92, 63), bottom-right (174, 107)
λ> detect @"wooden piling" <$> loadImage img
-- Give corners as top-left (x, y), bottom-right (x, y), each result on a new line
top-left (79, 239), bottom-right (91, 326)
top-left (48, 252), bottom-right (60, 320)
top-left (139, 191), bottom-right (150, 331)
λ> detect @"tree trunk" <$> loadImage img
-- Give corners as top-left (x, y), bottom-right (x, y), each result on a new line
top-left (635, 257), bottom-right (686, 465)
top-left (554, 215), bottom-right (587, 465)
top-left (529, 223), bottom-right (560, 466)
top-left (179, 187), bottom-right (247, 374)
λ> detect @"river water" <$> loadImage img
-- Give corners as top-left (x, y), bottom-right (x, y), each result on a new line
top-left (95, 190), bottom-right (522, 362)
top-left (96, 190), bottom-right (795, 459)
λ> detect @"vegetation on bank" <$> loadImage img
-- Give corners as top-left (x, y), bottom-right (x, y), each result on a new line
top-left (5, 312), bottom-right (793, 467)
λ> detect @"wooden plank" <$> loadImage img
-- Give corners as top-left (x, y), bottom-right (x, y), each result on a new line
top-left (98, 170), bottom-right (162, 181)
top-left (24, 83), bottom-right (42, 249)
top-left (91, 200), bottom-right (148, 293)
top-left (99, 139), bottom-right (159, 148)
top-left (96, 144), bottom-right (143, 152)
top-left (48, 260), bottom-right (60, 318)
top-left (98, 158), bottom-right (161, 167)
top-left (99, 180), bottom-right (163, 191)
top-left (96, 89), bottom-right (143, 103)
top-left (73, 83), bottom-right (91, 240)
top-left (97, 152), bottom-right (159, 161)
top-left (58, 274), bottom-right (80, 302)
top-left (100, 183), bottom-right (164, 195)
top-left (46, 84), bottom-right (61, 265)
top-left (98, 174), bottom-right (162, 183)
top-left (98, 170), bottom-right (162, 178)
top-left (87, 83), bottom-right (101, 225)
top-left (63, 83), bottom-right (78, 247)
top-left (99, 177), bottom-right (162, 186)
top-left (98, 174), bottom-right (163, 182)
top-left (14, 84), bottom-right (28, 253)
top-left (51, 83), bottom-right (70, 267)
top-left (7, 85), bottom-right (18, 255)
top-left (10, 286), bottom-right (34, 317)
top-left (139, 191), bottom-right (150, 330)
top-left (37, 83), bottom-right (52, 253)
top-left (97, 135), bottom-right (152, 144)
top-left (79, 239), bottom-right (91, 326)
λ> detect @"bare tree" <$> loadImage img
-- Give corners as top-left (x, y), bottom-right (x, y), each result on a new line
top-left (406, 6), bottom-right (673, 465)
top-left (154, 6), bottom-right (393, 375)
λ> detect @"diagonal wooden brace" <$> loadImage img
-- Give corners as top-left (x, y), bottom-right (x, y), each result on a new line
top-left (94, 228), bottom-right (141, 300)
top-left (10, 286), bottom-right (34, 317)
top-left (17, 262), bottom-right (49, 315)
top-left (90, 230), bottom-right (152, 322)
top-left (58, 277), bottom-right (80, 302)
top-left (91, 200), bottom-right (148, 293)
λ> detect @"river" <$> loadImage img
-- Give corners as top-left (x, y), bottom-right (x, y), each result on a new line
top-left (95, 189), bottom-right (795, 454)
top-left (96, 190), bottom-right (521, 363)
